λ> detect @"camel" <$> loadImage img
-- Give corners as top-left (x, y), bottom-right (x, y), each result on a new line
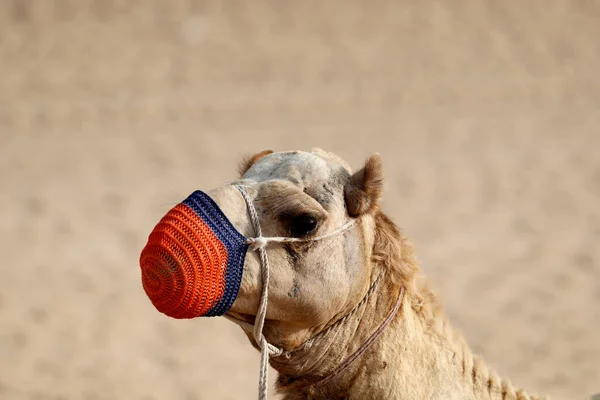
top-left (141, 148), bottom-right (556, 399)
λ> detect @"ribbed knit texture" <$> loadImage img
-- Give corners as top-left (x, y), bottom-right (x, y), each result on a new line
top-left (140, 190), bottom-right (248, 318)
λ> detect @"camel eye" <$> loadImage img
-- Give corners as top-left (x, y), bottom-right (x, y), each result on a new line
top-left (289, 214), bottom-right (319, 237)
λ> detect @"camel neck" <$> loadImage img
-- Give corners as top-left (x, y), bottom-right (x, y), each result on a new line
top-left (271, 272), bottom-right (405, 399)
top-left (307, 286), bottom-right (404, 389)
top-left (270, 211), bottom-right (545, 399)
top-left (272, 280), bottom-right (544, 400)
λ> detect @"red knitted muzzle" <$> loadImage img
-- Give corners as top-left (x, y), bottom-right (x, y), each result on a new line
top-left (139, 190), bottom-right (249, 318)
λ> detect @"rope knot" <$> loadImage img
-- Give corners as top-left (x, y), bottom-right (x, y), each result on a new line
top-left (268, 345), bottom-right (283, 357)
top-left (248, 236), bottom-right (268, 251)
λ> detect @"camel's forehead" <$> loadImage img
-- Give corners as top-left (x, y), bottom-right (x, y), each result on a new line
top-left (243, 151), bottom-right (347, 185)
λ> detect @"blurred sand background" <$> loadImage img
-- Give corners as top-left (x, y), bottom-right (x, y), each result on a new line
top-left (1, 1), bottom-right (599, 399)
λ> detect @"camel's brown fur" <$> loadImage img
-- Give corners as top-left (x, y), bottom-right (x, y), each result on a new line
top-left (272, 210), bottom-right (544, 399)
top-left (366, 211), bottom-right (542, 400)
top-left (207, 149), bottom-right (549, 399)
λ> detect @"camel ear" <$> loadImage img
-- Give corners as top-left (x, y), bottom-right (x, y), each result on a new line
top-left (344, 153), bottom-right (384, 217)
top-left (238, 150), bottom-right (274, 177)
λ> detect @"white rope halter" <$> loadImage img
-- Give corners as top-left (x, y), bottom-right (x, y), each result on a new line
top-left (233, 185), bottom-right (356, 400)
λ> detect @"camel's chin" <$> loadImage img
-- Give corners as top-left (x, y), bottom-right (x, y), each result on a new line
top-left (224, 312), bottom-right (262, 349)
top-left (225, 311), bottom-right (256, 326)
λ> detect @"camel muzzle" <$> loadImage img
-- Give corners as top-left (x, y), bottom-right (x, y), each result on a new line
top-left (139, 190), bottom-right (249, 319)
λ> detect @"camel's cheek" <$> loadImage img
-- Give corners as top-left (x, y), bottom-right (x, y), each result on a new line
top-left (289, 224), bottom-right (371, 325)
top-left (281, 248), bottom-right (355, 325)
top-left (344, 223), bottom-right (366, 279)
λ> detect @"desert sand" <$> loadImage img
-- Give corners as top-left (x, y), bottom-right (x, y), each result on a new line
top-left (0, 1), bottom-right (599, 399)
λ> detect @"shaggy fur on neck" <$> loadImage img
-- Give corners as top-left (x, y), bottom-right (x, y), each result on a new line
top-left (275, 210), bottom-right (546, 400)
top-left (373, 210), bottom-right (545, 400)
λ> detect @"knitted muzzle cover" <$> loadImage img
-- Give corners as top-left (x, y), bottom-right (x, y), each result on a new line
top-left (139, 190), bottom-right (248, 319)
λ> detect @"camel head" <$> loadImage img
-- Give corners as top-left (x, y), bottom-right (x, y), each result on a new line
top-left (211, 148), bottom-right (387, 349)
top-left (140, 149), bottom-right (557, 400)
top-left (139, 148), bottom-right (398, 350)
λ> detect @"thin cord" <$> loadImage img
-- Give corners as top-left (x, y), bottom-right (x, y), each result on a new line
top-left (281, 271), bottom-right (386, 358)
top-left (309, 287), bottom-right (404, 389)
top-left (234, 185), bottom-right (357, 400)
top-left (245, 219), bottom-right (356, 251)
top-left (236, 186), bottom-right (281, 400)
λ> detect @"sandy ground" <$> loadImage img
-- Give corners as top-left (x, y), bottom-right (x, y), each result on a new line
top-left (1, 1), bottom-right (599, 399)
